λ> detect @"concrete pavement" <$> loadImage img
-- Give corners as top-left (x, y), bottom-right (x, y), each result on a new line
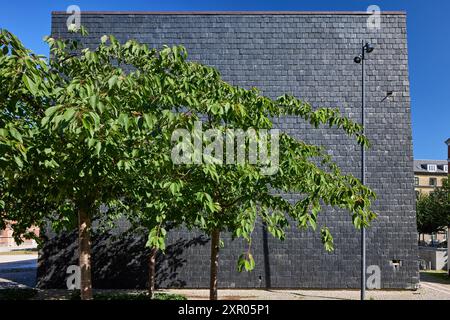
top-left (164, 283), bottom-right (450, 300)
top-left (164, 272), bottom-right (450, 300)
top-left (0, 244), bottom-right (37, 253)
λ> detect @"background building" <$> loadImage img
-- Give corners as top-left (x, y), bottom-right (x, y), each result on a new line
top-left (417, 140), bottom-right (449, 270)
top-left (414, 159), bottom-right (448, 245)
top-left (446, 138), bottom-right (450, 170)
top-left (414, 160), bottom-right (448, 196)
top-left (0, 222), bottom-right (39, 247)
top-left (38, 11), bottom-right (419, 290)
top-left (414, 159), bottom-right (448, 244)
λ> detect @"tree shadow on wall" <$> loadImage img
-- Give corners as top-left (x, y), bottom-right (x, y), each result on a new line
top-left (156, 236), bottom-right (209, 288)
top-left (36, 230), bottom-right (78, 289)
top-left (37, 229), bottom-right (209, 289)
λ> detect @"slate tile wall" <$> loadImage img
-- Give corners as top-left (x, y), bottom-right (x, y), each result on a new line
top-left (47, 12), bottom-right (419, 289)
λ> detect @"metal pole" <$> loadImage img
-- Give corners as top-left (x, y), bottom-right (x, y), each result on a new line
top-left (361, 40), bottom-right (366, 301)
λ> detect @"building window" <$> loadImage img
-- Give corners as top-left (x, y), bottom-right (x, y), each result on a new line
top-left (429, 177), bottom-right (437, 187)
top-left (444, 165), bottom-right (448, 173)
top-left (427, 164), bottom-right (437, 172)
top-left (414, 177), bottom-right (419, 186)
top-left (415, 190), bottom-right (420, 198)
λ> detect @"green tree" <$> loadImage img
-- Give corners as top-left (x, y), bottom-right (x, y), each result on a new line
top-left (417, 178), bottom-right (450, 241)
top-left (416, 193), bottom-right (441, 237)
top-left (0, 29), bottom-right (53, 241)
top-left (142, 81), bottom-right (378, 300)
top-left (432, 178), bottom-right (450, 227)
top-left (0, 29), bottom-right (210, 299)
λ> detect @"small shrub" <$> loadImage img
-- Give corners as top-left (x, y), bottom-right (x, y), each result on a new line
top-left (154, 293), bottom-right (187, 300)
top-left (69, 290), bottom-right (186, 300)
top-left (0, 288), bottom-right (38, 300)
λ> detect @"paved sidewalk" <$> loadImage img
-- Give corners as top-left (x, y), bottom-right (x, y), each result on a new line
top-left (0, 245), bottom-right (37, 253)
top-left (165, 273), bottom-right (450, 300)
top-left (2, 281), bottom-right (449, 300)
top-left (164, 285), bottom-right (450, 300)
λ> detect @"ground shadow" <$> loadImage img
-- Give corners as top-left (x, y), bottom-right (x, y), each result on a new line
top-left (0, 258), bottom-right (37, 287)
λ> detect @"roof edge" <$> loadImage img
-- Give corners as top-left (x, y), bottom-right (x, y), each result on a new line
top-left (51, 10), bottom-right (406, 16)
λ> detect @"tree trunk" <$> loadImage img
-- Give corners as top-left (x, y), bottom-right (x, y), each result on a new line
top-left (209, 229), bottom-right (220, 300)
top-left (78, 207), bottom-right (93, 300)
top-left (148, 247), bottom-right (157, 298)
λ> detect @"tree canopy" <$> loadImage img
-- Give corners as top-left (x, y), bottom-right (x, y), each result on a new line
top-left (1, 28), bottom-right (377, 300)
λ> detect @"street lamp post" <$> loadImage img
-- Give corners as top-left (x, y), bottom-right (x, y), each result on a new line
top-left (446, 138), bottom-right (450, 277)
top-left (354, 40), bottom-right (374, 301)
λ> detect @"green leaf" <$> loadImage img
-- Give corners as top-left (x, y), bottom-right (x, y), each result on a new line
top-left (237, 254), bottom-right (246, 272)
top-left (22, 74), bottom-right (37, 95)
top-left (168, 183), bottom-right (177, 195)
top-left (108, 75), bottom-right (118, 89)
top-left (9, 127), bottom-right (22, 143)
top-left (63, 108), bottom-right (76, 122)
top-left (41, 117), bottom-right (50, 127)
top-left (89, 95), bottom-right (99, 109)
top-left (89, 112), bottom-right (101, 130)
top-left (321, 227), bottom-right (334, 252)
top-left (143, 113), bottom-right (156, 129)
top-left (87, 138), bottom-right (96, 148)
top-left (0, 129), bottom-right (8, 137)
top-left (237, 253), bottom-right (255, 272)
top-left (352, 214), bottom-right (361, 228)
top-left (308, 215), bottom-right (317, 230)
top-left (118, 113), bottom-right (129, 131)
top-left (44, 106), bottom-right (60, 118)
top-left (14, 155), bottom-right (23, 168)
top-left (95, 141), bottom-right (102, 156)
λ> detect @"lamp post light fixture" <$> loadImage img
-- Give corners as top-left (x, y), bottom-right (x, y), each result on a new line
top-left (381, 91), bottom-right (394, 102)
top-left (354, 40), bottom-right (374, 301)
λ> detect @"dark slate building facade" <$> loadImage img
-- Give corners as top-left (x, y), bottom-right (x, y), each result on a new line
top-left (40, 11), bottom-right (418, 289)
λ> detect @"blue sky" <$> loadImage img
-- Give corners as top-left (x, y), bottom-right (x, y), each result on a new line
top-left (1, 0), bottom-right (449, 160)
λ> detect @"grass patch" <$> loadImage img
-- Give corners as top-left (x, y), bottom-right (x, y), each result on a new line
top-left (421, 270), bottom-right (450, 284)
top-left (152, 293), bottom-right (187, 300)
top-left (69, 291), bottom-right (187, 300)
top-left (0, 288), bottom-right (38, 300)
